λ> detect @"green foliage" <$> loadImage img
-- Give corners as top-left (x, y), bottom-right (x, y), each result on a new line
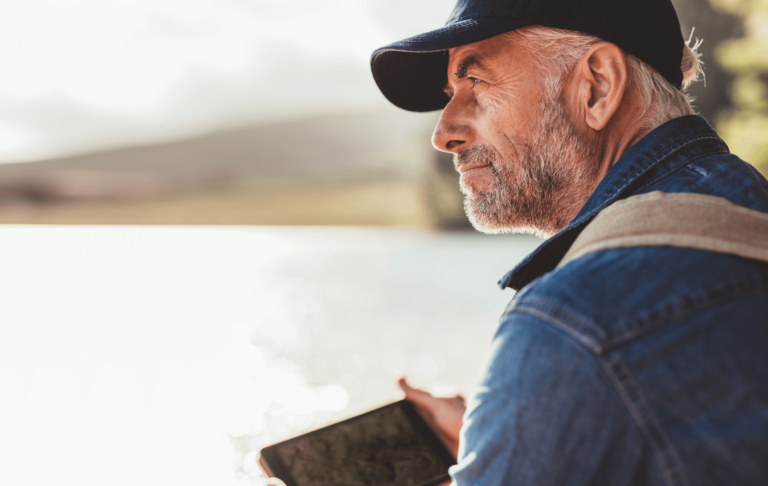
top-left (712, 0), bottom-right (768, 173)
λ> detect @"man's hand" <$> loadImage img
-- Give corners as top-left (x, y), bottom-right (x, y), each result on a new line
top-left (399, 377), bottom-right (466, 457)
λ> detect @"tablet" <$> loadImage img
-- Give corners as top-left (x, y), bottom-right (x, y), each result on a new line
top-left (259, 400), bottom-right (456, 486)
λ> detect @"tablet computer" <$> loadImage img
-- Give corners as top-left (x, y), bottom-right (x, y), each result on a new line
top-left (259, 399), bottom-right (456, 486)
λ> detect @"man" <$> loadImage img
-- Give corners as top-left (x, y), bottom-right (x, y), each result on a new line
top-left (371, 0), bottom-right (768, 485)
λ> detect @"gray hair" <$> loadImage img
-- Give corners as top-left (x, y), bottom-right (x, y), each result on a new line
top-left (507, 26), bottom-right (705, 135)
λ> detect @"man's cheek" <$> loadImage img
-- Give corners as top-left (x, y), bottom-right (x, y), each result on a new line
top-left (477, 89), bottom-right (510, 115)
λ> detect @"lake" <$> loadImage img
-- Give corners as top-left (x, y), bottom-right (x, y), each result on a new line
top-left (0, 226), bottom-right (541, 486)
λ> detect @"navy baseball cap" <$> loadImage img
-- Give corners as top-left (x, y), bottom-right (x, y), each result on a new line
top-left (371, 0), bottom-right (685, 112)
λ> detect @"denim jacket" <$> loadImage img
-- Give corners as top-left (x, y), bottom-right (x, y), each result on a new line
top-left (450, 116), bottom-right (768, 486)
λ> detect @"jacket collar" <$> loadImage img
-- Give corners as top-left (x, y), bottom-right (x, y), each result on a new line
top-left (498, 115), bottom-right (729, 291)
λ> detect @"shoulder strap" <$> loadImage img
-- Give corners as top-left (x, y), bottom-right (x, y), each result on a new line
top-left (558, 191), bottom-right (768, 268)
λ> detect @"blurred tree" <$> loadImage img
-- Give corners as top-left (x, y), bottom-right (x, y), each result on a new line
top-left (709, 0), bottom-right (768, 173)
top-left (423, 149), bottom-right (470, 230)
top-left (672, 0), bottom-right (744, 123)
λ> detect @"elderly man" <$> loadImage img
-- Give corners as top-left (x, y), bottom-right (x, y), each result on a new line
top-left (371, 0), bottom-right (768, 485)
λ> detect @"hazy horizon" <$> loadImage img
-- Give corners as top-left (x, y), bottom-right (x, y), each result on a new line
top-left (0, 0), bottom-right (455, 163)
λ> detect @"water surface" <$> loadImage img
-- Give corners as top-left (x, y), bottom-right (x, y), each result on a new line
top-left (0, 226), bottom-right (540, 485)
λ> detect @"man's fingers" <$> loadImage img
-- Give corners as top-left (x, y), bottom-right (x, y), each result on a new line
top-left (399, 377), bottom-right (463, 458)
top-left (399, 377), bottom-right (441, 408)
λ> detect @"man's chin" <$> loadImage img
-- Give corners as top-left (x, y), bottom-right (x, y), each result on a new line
top-left (465, 204), bottom-right (553, 239)
top-left (468, 218), bottom-right (550, 238)
top-left (464, 197), bottom-right (511, 235)
top-left (468, 221), bottom-right (513, 235)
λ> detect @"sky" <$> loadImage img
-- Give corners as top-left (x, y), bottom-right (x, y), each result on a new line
top-left (0, 0), bottom-right (455, 163)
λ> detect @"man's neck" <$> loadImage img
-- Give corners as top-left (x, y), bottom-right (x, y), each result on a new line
top-left (594, 97), bottom-right (661, 182)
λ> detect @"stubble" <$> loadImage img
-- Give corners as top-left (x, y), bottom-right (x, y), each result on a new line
top-left (456, 92), bottom-right (601, 238)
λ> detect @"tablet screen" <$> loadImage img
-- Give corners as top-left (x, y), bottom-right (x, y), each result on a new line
top-left (270, 401), bottom-right (452, 486)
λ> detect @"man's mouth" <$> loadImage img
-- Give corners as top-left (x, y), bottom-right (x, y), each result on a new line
top-left (457, 163), bottom-right (490, 174)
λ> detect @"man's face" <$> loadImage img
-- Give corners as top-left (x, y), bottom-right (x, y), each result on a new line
top-left (433, 33), bottom-right (601, 237)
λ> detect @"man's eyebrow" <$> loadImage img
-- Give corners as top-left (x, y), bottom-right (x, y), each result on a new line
top-left (454, 55), bottom-right (487, 80)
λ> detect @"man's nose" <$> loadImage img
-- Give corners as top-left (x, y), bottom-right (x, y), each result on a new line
top-left (432, 102), bottom-right (473, 153)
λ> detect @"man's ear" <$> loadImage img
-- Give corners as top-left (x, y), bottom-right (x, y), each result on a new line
top-left (573, 42), bottom-right (628, 131)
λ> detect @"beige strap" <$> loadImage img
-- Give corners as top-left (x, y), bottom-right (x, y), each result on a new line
top-left (558, 191), bottom-right (768, 268)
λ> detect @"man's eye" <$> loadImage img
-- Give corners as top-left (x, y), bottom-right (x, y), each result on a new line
top-left (469, 77), bottom-right (482, 86)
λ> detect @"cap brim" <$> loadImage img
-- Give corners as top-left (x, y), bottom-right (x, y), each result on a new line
top-left (371, 17), bottom-right (530, 112)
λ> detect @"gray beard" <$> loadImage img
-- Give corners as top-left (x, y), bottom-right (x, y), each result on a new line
top-left (456, 94), bottom-right (600, 238)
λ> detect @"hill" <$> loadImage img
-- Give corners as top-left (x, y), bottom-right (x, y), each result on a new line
top-left (0, 110), bottom-right (471, 226)
top-left (0, 111), bottom-right (437, 203)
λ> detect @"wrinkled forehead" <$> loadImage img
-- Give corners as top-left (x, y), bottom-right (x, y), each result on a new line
top-left (446, 34), bottom-right (527, 77)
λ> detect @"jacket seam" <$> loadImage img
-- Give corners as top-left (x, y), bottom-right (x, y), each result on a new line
top-left (602, 271), bottom-right (768, 352)
top-left (517, 296), bottom-right (600, 335)
top-left (513, 304), bottom-right (603, 353)
top-left (507, 303), bottom-right (689, 485)
top-left (597, 352), bottom-right (689, 486)
top-left (628, 148), bottom-right (728, 196)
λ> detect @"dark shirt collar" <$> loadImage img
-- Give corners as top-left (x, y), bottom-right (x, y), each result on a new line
top-left (499, 115), bottom-right (729, 291)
